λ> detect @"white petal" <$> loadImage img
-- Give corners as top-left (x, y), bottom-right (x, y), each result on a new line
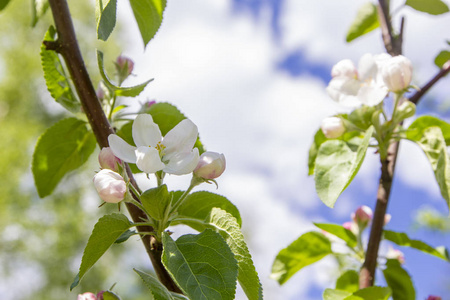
top-left (108, 134), bottom-right (137, 163)
top-left (326, 77), bottom-right (361, 107)
top-left (357, 84), bottom-right (388, 106)
top-left (163, 119), bottom-right (198, 160)
top-left (132, 114), bottom-right (162, 147)
top-left (164, 148), bottom-right (200, 175)
top-left (135, 146), bottom-right (165, 174)
top-left (358, 53), bottom-right (378, 81)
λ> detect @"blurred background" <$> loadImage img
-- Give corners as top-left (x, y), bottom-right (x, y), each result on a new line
top-left (1, 0), bottom-right (450, 299)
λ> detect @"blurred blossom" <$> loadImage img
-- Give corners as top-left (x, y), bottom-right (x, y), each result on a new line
top-left (139, 100), bottom-right (157, 113)
top-left (108, 114), bottom-right (199, 175)
top-left (381, 55), bottom-right (413, 92)
top-left (78, 293), bottom-right (97, 300)
top-left (384, 214), bottom-right (391, 226)
top-left (116, 55), bottom-right (134, 76)
top-left (342, 221), bottom-right (358, 235)
top-left (93, 169), bottom-right (127, 203)
top-left (194, 151), bottom-right (226, 180)
top-left (386, 247), bottom-right (405, 264)
top-left (99, 147), bottom-right (122, 171)
top-left (326, 53), bottom-right (390, 107)
top-left (426, 296), bottom-right (442, 300)
top-left (321, 116), bottom-right (345, 139)
top-left (351, 205), bottom-right (373, 229)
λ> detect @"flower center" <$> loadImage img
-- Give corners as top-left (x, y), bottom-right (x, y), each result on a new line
top-left (154, 141), bottom-right (166, 158)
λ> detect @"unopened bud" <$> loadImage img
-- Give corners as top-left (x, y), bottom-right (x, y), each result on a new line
top-left (342, 221), bottom-right (358, 235)
top-left (78, 293), bottom-right (97, 300)
top-left (116, 55), bottom-right (134, 82)
top-left (99, 147), bottom-right (121, 171)
top-left (351, 205), bottom-right (373, 229)
top-left (386, 247), bottom-right (405, 264)
top-left (384, 214), bottom-right (391, 226)
top-left (427, 296), bottom-right (442, 300)
top-left (93, 169), bottom-right (126, 203)
top-left (194, 151), bottom-right (226, 180)
top-left (321, 117), bottom-right (345, 139)
top-left (381, 55), bottom-right (413, 92)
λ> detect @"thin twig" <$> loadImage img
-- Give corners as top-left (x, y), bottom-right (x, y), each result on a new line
top-left (410, 62), bottom-right (450, 104)
top-left (46, 0), bottom-right (181, 293)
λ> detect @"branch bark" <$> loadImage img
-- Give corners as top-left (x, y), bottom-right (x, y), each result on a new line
top-left (46, 0), bottom-right (181, 293)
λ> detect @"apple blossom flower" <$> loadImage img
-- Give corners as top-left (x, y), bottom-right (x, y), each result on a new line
top-left (108, 114), bottom-right (199, 175)
top-left (78, 293), bottom-right (97, 300)
top-left (93, 169), bottom-right (127, 203)
top-left (194, 151), bottom-right (226, 180)
top-left (321, 116), bottom-right (345, 139)
top-left (381, 55), bottom-right (413, 92)
top-left (351, 205), bottom-right (373, 229)
top-left (326, 53), bottom-right (390, 107)
top-left (98, 147), bottom-right (121, 171)
top-left (386, 247), bottom-right (405, 264)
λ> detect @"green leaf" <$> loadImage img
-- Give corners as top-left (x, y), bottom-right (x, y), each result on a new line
top-left (31, 0), bottom-right (49, 26)
top-left (308, 129), bottom-right (327, 176)
top-left (324, 288), bottom-right (352, 300)
top-left (71, 214), bottom-right (132, 290)
top-left (271, 231), bottom-right (332, 285)
top-left (41, 27), bottom-right (81, 113)
top-left (406, 0), bottom-right (449, 15)
top-left (315, 126), bottom-right (374, 208)
top-left (0, 0), bottom-right (11, 11)
top-left (434, 50), bottom-right (450, 68)
top-left (129, 0), bottom-right (166, 47)
top-left (162, 229), bottom-right (238, 300)
top-left (134, 269), bottom-right (189, 300)
top-left (102, 291), bottom-right (121, 300)
top-left (114, 229), bottom-right (136, 244)
top-left (140, 184), bottom-right (171, 221)
top-left (408, 126), bottom-right (450, 209)
top-left (173, 191), bottom-right (242, 230)
top-left (314, 223), bottom-right (357, 248)
top-left (384, 230), bottom-right (449, 261)
top-left (383, 259), bottom-right (415, 300)
top-left (407, 116), bottom-right (450, 145)
top-left (335, 270), bottom-right (359, 293)
top-left (96, 0), bottom-right (117, 41)
top-left (32, 118), bottom-right (96, 198)
top-left (206, 208), bottom-right (262, 300)
top-left (97, 50), bottom-right (153, 97)
top-left (346, 3), bottom-right (380, 42)
top-left (349, 286), bottom-right (391, 300)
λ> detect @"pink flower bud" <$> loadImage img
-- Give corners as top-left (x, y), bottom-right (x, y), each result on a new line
top-left (384, 214), bottom-right (391, 226)
top-left (78, 293), bottom-right (97, 300)
top-left (343, 221), bottom-right (358, 235)
top-left (386, 247), bottom-right (405, 264)
top-left (427, 296), bottom-right (442, 300)
top-left (99, 147), bottom-right (121, 171)
top-left (96, 87), bottom-right (105, 101)
top-left (194, 151), bottom-right (226, 180)
top-left (116, 55), bottom-right (134, 77)
top-left (321, 117), bottom-right (345, 139)
top-left (381, 55), bottom-right (413, 92)
top-left (96, 291), bottom-right (105, 300)
top-left (351, 206), bottom-right (373, 230)
top-left (93, 169), bottom-right (127, 203)
top-left (331, 59), bottom-right (358, 78)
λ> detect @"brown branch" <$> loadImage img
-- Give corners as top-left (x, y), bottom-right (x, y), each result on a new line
top-left (359, 0), bottom-right (405, 289)
top-left (46, 0), bottom-right (181, 293)
top-left (410, 62), bottom-right (450, 104)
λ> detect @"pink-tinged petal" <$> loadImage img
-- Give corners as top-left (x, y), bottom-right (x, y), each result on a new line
top-left (164, 148), bottom-right (200, 175)
top-left (135, 146), bottom-right (165, 174)
top-left (194, 151), bottom-right (226, 179)
top-left (132, 114), bottom-right (162, 147)
top-left (163, 119), bottom-right (198, 159)
top-left (108, 134), bottom-right (137, 163)
top-left (93, 170), bottom-right (126, 203)
top-left (357, 84), bottom-right (388, 106)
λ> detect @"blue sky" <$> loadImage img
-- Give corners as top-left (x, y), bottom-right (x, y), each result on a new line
top-left (116, 0), bottom-right (450, 298)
